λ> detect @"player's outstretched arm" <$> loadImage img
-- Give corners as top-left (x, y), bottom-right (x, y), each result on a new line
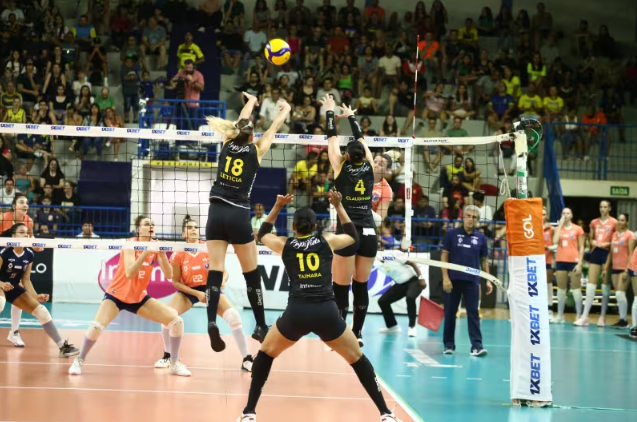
top-left (338, 103), bottom-right (374, 164)
top-left (320, 95), bottom-right (343, 174)
top-left (256, 101), bottom-right (291, 160)
top-left (238, 92), bottom-right (259, 120)
top-left (258, 194), bottom-right (294, 254)
top-left (323, 191), bottom-right (357, 251)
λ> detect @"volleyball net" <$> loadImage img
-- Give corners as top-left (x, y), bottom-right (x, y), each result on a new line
top-left (0, 120), bottom-right (551, 405)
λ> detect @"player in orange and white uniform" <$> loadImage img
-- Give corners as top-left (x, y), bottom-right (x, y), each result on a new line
top-left (626, 229), bottom-right (637, 337)
top-left (154, 216), bottom-right (253, 371)
top-left (371, 155), bottom-right (393, 221)
top-left (552, 208), bottom-right (585, 324)
top-left (602, 213), bottom-right (634, 329)
top-left (543, 208), bottom-right (555, 318)
top-left (1, 194), bottom-right (41, 348)
top-left (69, 216), bottom-right (191, 376)
top-left (575, 200), bottom-right (617, 327)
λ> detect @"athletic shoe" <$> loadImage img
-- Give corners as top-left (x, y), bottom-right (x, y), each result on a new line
top-left (7, 330), bottom-right (25, 347)
top-left (59, 341), bottom-right (80, 358)
top-left (68, 357), bottom-right (84, 375)
top-left (630, 326), bottom-right (637, 338)
top-left (408, 327), bottom-right (417, 337)
top-left (597, 316), bottom-right (606, 327)
top-left (611, 319), bottom-right (629, 329)
top-left (356, 332), bottom-right (364, 348)
top-left (169, 361), bottom-right (192, 377)
top-left (251, 325), bottom-right (269, 343)
top-left (470, 348), bottom-right (488, 357)
top-left (378, 325), bottom-right (401, 334)
top-left (380, 413), bottom-right (403, 422)
top-left (207, 321), bottom-right (226, 352)
top-left (547, 310), bottom-right (554, 319)
top-left (550, 316), bottom-right (565, 324)
top-left (443, 348), bottom-right (454, 355)
top-left (573, 317), bottom-right (589, 327)
top-left (155, 358), bottom-right (170, 368)
top-left (242, 355), bottom-right (254, 372)
top-left (236, 413), bottom-right (256, 422)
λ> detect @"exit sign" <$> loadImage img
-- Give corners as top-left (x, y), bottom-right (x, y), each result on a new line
top-left (610, 186), bottom-right (630, 196)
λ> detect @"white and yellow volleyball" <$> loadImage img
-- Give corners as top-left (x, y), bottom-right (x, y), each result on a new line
top-left (264, 38), bottom-right (291, 66)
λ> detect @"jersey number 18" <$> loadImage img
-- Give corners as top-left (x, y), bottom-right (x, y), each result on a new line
top-left (224, 157), bottom-right (244, 176)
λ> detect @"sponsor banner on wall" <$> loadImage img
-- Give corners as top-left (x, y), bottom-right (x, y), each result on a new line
top-left (52, 249), bottom-right (429, 314)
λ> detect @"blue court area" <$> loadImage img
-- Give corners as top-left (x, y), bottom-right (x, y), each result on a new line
top-left (2, 303), bottom-right (636, 422)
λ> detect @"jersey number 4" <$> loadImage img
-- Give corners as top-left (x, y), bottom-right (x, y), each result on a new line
top-left (224, 157), bottom-right (244, 176)
top-left (355, 179), bottom-right (366, 194)
top-left (296, 252), bottom-right (320, 272)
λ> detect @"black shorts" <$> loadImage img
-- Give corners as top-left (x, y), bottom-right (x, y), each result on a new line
top-left (276, 299), bottom-right (347, 342)
top-left (103, 293), bottom-right (151, 314)
top-left (206, 199), bottom-right (254, 245)
top-left (3, 283), bottom-right (26, 303)
top-left (179, 285), bottom-right (223, 306)
top-left (587, 248), bottom-right (609, 265)
top-left (334, 225), bottom-right (378, 258)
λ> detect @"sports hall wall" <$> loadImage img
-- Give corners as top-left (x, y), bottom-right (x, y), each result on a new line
top-left (197, 0), bottom-right (637, 43)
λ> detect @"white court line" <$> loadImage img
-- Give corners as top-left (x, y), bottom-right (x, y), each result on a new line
top-left (0, 360), bottom-right (353, 376)
top-left (376, 377), bottom-right (425, 422)
top-left (0, 385), bottom-right (394, 402)
top-left (466, 378), bottom-right (482, 381)
top-left (404, 348), bottom-right (462, 368)
top-left (431, 376), bottom-right (447, 379)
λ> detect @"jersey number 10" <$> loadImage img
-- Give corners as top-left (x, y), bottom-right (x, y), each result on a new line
top-left (224, 157), bottom-right (244, 176)
top-left (355, 179), bottom-right (366, 194)
top-left (296, 252), bottom-right (320, 272)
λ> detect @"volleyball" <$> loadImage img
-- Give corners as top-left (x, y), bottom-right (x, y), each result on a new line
top-left (264, 38), bottom-right (291, 66)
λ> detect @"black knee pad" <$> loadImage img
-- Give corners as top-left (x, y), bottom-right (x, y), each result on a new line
top-left (352, 280), bottom-right (369, 307)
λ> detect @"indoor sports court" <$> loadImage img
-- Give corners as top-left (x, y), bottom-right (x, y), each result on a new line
top-left (1, 305), bottom-right (635, 422)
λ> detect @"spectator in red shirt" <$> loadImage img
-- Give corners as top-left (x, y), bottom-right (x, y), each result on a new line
top-left (582, 105), bottom-right (607, 159)
top-left (327, 26), bottom-right (349, 55)
top-left (167, 60), bottom-right (205, 129)
top-left (364, 0), bottom-right (386, 25)
top-left (396, 171), bottom-right (423, 206)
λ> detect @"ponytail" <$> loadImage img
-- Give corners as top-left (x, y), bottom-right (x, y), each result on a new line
top-left (206, 117), bottom-right (254, 144)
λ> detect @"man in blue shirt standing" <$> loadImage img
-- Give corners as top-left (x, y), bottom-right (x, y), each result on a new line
top-left (441, 205), bottom-right (493, 356)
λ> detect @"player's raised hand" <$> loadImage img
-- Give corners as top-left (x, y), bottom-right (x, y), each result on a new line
top-left (275, 194), bottom-right (294, 206)
top-left (242, 91), bottom-right (259, 105)
top-left (336, 103), bottom-right (357, 118)
top-left (327, 190), bottom-right (343, 207)
top-left (319, 94), bottom-right (336, 111)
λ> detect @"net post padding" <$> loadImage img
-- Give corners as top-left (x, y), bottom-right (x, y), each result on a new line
top-left (504, 197), bottom-right (552, 405)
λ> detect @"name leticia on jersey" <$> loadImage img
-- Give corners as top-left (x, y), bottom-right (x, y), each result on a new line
top-left (290, 237), bottom-right (320, 250)
top-left (298, 273), bottom-right (322, 280)
top-left (220, 172), bottom-right (242, 182)
top-left (345, 162), bottom-right (371, 175)
top-left (228, 143), bottom-right (250, 154)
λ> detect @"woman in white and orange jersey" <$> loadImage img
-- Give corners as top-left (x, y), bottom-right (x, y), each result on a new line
top-left (602, 213), bottom-right (634, 329)
top-left (576, 200), bottom-right (617, 327)
top-left (552, 207), bottom-right (585, 324)
top-left (543, 208), bottom-right (555, 317)
top-left (154, 216), bottom-right (253, 371)
top-left (69, 216), bottom-right (191, 377)
top-left (625, 227), bottom-right (637, 336)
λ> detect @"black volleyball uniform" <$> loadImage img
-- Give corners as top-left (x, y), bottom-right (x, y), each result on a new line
top-left (276, 235), bottom-right (347, 342)
top-left (0, 247), bottom-right (35, 303)
top-left (207, 140), bottom-right (260, 244)
top-left (333, 160), bottom-right (378, 257)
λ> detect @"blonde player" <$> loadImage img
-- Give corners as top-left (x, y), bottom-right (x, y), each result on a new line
top-left (154, 216), bottom-right (253, 371)
top-left (575, 200), bottom-right (616, 326)
top-left (69, 216), bottom-right (191, 376)
top-left (543, 208), bottom-right (555, 318)
top-left (552, 208), bottom-right (585, 324)
top-left (602, 213), bottom-right (634, 329)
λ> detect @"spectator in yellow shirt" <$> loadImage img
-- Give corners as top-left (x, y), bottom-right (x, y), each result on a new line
top-left (288, 151), bottom-right (319, 208)
top-left (458, 18), bottom-right (479, 53)
top-left (502, 67), bottom-right (521, 98)
top-left (518, 82), bottom-right (544, 119)
top-left (177, 32), bottom-right (205, 70)
top-left (543, 86), bottom-right (564, 123)
top-left (526, 52), bottom-right (547, 92)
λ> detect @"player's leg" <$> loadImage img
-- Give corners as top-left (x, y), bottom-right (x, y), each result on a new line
top-left (156, 292), bottom-right (193, 368)
top-left (405, 278), bottom-right (425, 337)
top-left (7, 305), bottom-right (24, 347)
top-left (234, 240), bottom-right (269, 342)
top-left (332, 254), bottom-right (355, 321)
top-left (631, 276), bottom-right (637, 333)
top-left (546, 266), bottom-right (554, 318)
top-left (579, 251), bottom-right (605, 325)
top-left (217, 294), bottom-right (253, 371)
top-left (553, 268), bottom-right (569, 323)
top-left (69, 298), bottom-right (120, 375)
top-left (351, 255), bottom-right (375, 345)
top-left (377, 282), bottom-right (408, 333)
top-left (137, 297), bottom-right (190, 376)
top-left (570, 268), bottom-right (583, 321)
top-left (598, 270), bottom-right (611, 326)
top-left (611, 273), bottom-right (629, 328)
top-left (11, 288), bottom-right (79, 357)
top-left (238, 318), bottom-right (297, 420)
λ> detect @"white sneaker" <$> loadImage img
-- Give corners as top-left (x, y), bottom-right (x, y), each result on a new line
top-left (380, 413), bottom-right (403, 422)
top-left (169, 361), bottom-right (192, 377)
top-left (69, 357), bottom-right (84, 375)
top-left (154, 358), bottom-right (170, 368)
top-left (242, 355), bottom-right (253, 372)
top-left (7, 330), bottom-right (25, 347)
top-left (550, 316), bottom-right (565, 324)
top-left (470, 348), bottom-right (488, 357)
top-left (105, 141), bottom-right (111, 147)
top-left (408, 327), bottom-right (417, 337)
top-left (378, 325), bottom-right (402, 334)
top-left (573, 317), bottom-right (589, 327)
top-left (547, 310), bottom-right (554, 319)
top-left (237, 413), bottom-right (256, 422)
top-left (597, 316), bottom-right (606, 327)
